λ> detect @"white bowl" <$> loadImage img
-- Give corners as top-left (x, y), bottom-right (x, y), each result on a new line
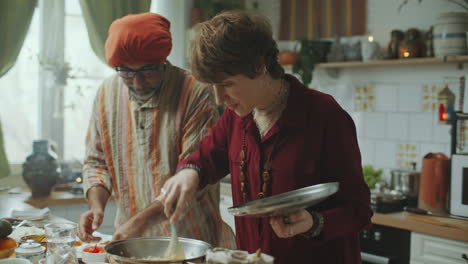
top-left (0, 258), bottom-right (32, 264)
top-left (81, 247), bottom-right (107, 263)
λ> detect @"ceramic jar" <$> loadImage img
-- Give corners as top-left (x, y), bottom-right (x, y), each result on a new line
top-left (387, 30), bottom-right (404, 59)
top-left (15, 240), bottom-right (46, 264)
top-left (22, 140), bottom-right (60, 197)
top-left (399, 28), bottom-right (425, 58)
top-left (433, 12), bottom-right (468, 56)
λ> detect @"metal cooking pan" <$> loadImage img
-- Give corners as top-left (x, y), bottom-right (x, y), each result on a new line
top-left (105, 237), bottom-right (211, 264)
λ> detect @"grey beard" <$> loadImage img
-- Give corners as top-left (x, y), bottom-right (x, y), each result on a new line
top-left (127, 82), bottom-right (162, 103)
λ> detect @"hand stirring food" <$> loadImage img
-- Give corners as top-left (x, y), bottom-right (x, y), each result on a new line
top-left (161, 188), bottom-right (186, 260)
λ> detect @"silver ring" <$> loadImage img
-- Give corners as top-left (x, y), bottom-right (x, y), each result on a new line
top-left (161, 188), bottom-right (167, 196)
top-left (282, 215), bottom-right (292, 225)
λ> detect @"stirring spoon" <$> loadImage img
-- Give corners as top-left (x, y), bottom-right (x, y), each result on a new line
top-left (164, 223), bottom-right (186, 259)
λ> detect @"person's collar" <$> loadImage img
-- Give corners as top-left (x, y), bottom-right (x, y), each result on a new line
top-left (238, 74), bottom-right (307, 133)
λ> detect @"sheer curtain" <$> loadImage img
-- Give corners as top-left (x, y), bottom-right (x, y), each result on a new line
top-left (0, 0), bottom-right (37, 77)
top-left (0, 0), bottom-right (38, 166)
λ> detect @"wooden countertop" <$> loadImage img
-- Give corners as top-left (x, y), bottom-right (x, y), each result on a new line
top-left (220, 184), bottom-right (468, 242)
top-left (372, 212), bottom-right (468, 242)
top-left (0, 187), bottom-right (87, 217)
top-left (25, 190), bottom-right (87, 208)
top-left (0, 188), bottom-right (74, 224)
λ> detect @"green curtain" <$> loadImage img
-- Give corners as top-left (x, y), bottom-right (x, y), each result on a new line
top-left (79, 0), bottom-right (152, 65)
top-left (0, 120), bottom-right (10, 178)
top-left (0, 0), bottom-right (37, 77)
top-left (279, 0), bottom-right (366, 40)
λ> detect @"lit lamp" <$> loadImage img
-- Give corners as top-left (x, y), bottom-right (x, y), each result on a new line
top-left (438, 85), bottom-right (455, 124)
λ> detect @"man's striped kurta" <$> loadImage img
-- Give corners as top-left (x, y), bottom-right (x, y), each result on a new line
top-left (82, 63), bottom-right (235, 248)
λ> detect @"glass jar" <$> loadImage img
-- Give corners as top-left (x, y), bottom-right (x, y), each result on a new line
top-left (387, 30), bottom-right (404, 59)
top-left (45, 222), bottom-right (78, 264)
top-left (15, 239), bottom-right (46, 264)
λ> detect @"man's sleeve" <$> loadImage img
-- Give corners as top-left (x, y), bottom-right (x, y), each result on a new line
top-left (177, 82), bottom-right (230, 187)
top-left (82, 87), bottom-right (112, 197)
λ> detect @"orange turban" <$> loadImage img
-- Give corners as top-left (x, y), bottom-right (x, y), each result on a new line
top-left (105, 12), bottom-right (172, 67)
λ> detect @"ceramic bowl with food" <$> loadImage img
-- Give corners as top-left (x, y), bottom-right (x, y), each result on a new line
top-left (20, 235), bottom-right (46, 248)
top-left (82, 244), bottom-right (107, 263)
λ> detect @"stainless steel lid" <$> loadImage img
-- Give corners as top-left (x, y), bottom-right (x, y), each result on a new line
top-left (228, 182), bottom-right (339, 217)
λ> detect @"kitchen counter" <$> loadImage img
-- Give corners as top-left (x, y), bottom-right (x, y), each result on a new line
top-left (0, 187), bottom-right (87, 211)
top-left (372, 212), bottom-right (468, 242)
top-left (220, 184), bottom-right (468, 242)
top-left (3, 186), bottom-right (467, 243)
top-left (0, 188), bottom-right (74, 224)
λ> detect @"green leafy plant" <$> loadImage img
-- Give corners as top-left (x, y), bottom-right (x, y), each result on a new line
top-left (362, 165), bottom-right (383, 189)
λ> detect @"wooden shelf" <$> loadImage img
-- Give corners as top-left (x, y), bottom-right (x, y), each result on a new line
top-left (315, 55), bottom-right (468, 69)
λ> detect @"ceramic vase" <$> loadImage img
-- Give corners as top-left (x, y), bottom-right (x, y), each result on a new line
top-left (22, 140), bottom-right (60, 197)
top-left (433, 12), bottom-right (468, 56)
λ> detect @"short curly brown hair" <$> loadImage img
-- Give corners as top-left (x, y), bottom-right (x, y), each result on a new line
top-left (189, 10), bottom-right (284, 84)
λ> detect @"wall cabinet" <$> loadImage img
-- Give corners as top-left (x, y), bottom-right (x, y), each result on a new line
top-left (411, 232), bottom-right (468, 264)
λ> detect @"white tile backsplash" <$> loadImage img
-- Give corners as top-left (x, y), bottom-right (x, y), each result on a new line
top-left (387, 113), bottom-right (409, 140)
top-left (350, 112), bottom-right (364, 138)
top-left (432, 122), bottom-right (451, 144)
top-left (376, 84), bottom-right (398, 112)
top-left (409, 113), bottom-right (433, 142)
top-left (363, 112), bottom-right (387, 139)
top-left (398, 84), bottom-right (422, 112)
top-left (375, 141), bottom-right (397, 168)
top-left (358, 138), bottom-right (376, 165)
top-left (319, 69), bottom-right (455, 171)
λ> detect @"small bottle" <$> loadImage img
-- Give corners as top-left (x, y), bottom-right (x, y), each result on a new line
top-left (15, 239), bottom-right (46, 264)
top-left (425, 27), bottom-right (434, 57)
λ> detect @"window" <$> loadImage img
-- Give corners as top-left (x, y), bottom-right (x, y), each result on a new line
top-left (0, 8), bottom-right (39, 163)
top-left (0, 2), bottom-right (113, 163)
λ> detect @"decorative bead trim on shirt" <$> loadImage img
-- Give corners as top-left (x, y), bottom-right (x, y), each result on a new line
top-left (177, 164), bottom-right (201, 175)
top-left (300, 211), bottom-right (324, 239)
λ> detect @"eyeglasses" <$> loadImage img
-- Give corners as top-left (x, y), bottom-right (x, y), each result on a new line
top-left (116, 63), bottom-right (166, 79)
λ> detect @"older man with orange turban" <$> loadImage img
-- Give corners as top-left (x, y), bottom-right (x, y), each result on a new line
top-left (78, 12), bottom-right (235, 249)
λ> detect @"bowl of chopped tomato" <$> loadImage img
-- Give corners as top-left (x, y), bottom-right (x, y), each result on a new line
top-left (82, 244), bottom-right (106, 263)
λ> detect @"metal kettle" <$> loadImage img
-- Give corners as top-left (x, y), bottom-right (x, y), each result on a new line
top-left (390, 162), bottom-right (420, 202)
